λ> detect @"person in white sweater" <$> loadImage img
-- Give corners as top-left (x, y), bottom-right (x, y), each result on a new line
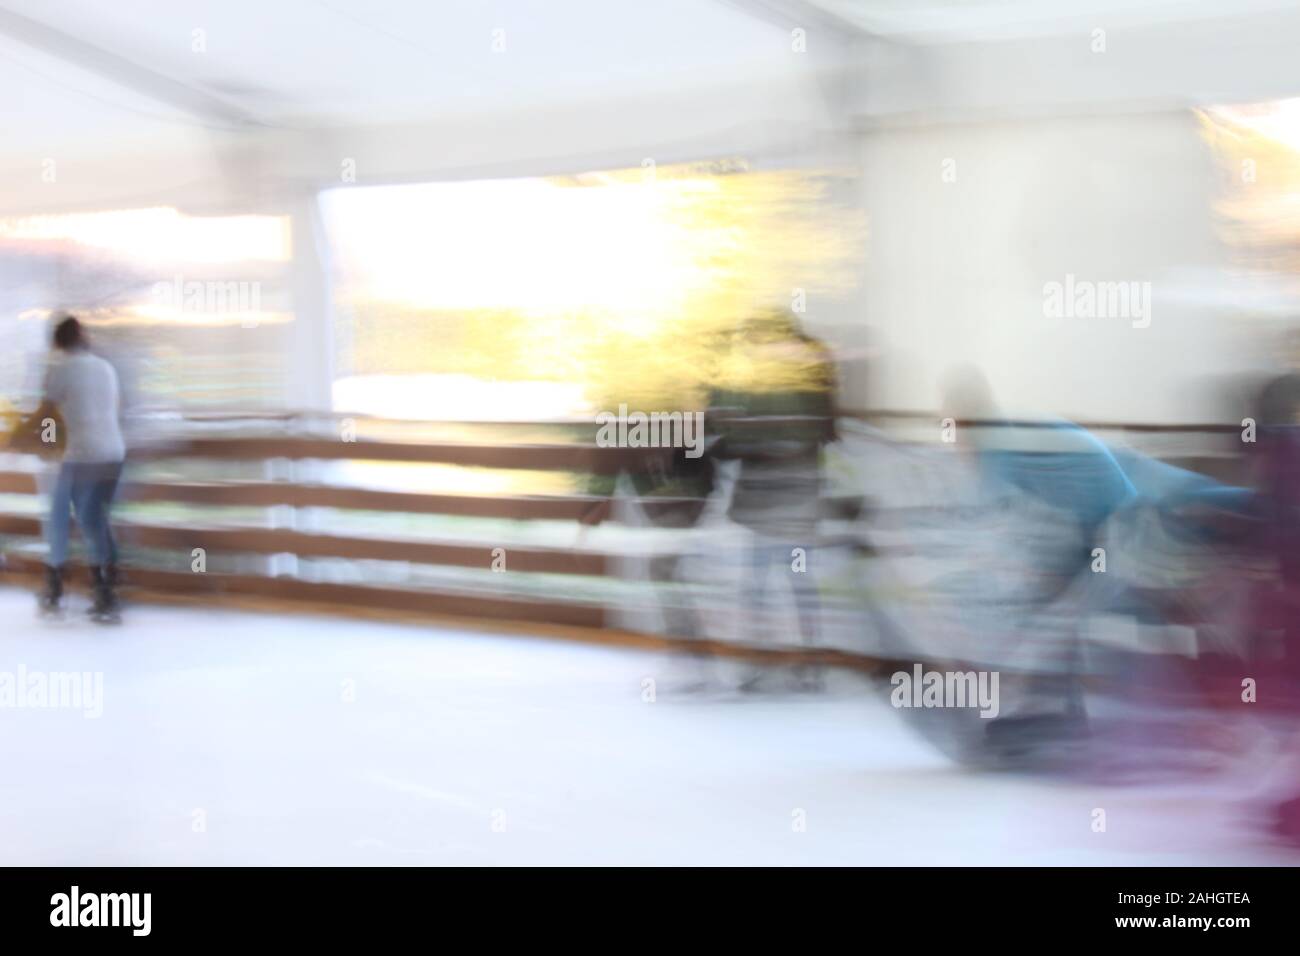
top-left (39, 314), bottom-right (126, 620)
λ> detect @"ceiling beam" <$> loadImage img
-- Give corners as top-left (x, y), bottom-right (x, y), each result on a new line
top-left (717, 0), bottom-right (875, 41)
top-left (0, 5), bottom-right (260, 128)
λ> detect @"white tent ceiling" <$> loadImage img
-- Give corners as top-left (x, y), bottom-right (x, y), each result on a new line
top-left (3, 0), bottom-right (1300, 215)
top-left (0, 0), bottom-right (851, 213)
top-left (4, 0), bottom-right (1300, 134)
top-left (816, 0), bottom-right (1299, 43)
top-left (0, 0), bottom-right (827, 130)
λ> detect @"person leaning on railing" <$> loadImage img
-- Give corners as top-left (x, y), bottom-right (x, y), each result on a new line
top-left (17, 314), bottom-right (128, 621)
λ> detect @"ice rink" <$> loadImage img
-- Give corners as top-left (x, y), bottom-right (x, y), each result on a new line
top-left (0, 586), bottom-right (1294, 866)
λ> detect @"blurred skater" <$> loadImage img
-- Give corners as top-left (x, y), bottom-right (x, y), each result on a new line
top-left (34, 315), bottom-right (126, 622)
top-left (921, 365), bottom-right (1135, 765)
top-left (1254, 340), bottom-right (1300, 692)
top-left (709, 309), bottom-right (838, 690)
top-left (1252, 332), bottom-right (1300, 846)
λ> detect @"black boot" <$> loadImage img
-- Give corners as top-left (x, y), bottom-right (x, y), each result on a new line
top-left (38, 565), bottom-right (64, 615)
top-left (89, 566), bottom-right (120, 623)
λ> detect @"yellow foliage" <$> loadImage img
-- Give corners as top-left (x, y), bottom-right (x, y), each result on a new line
top-left (336, 163), bottom-right (864, 410)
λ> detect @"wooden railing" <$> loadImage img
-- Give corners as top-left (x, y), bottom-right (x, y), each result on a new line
top-left (0, 410), bottom-right (1251, 664)
top-left (0, 418), bottom-right (872, 664)
top-left (0, 438), bottom-right (636, 614)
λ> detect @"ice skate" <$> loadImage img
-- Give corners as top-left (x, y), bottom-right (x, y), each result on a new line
top-left (36, 565), bottom-right (65, 619)
top-left (87, 565), bottom-right (121, 625)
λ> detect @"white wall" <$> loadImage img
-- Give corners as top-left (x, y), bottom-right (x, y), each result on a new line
top-left (856, 110), bottom-right (1256, 423)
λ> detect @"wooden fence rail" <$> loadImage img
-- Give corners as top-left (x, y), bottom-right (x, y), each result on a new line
top-left (0, 413), bottom-right (1252, 664)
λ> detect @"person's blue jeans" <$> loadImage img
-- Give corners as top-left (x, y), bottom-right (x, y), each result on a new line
top-left (46, 461), bottom-right (122, 569)
top-left (745, 539), bottom-right (820, 646)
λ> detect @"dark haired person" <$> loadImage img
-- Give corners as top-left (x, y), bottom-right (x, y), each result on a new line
top-left (708, 310), bottom-right (838, 691)
top-left (38, 315), bottom-right (126, 622)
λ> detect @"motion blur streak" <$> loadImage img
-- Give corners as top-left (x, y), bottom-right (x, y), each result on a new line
top-left (2, 0), bottom-right (1300, 865)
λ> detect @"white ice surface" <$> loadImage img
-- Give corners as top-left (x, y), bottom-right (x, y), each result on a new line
top-left (0, 586), bottom-right (1294, 866)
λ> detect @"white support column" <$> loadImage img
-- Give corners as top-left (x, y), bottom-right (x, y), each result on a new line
top-left (284, 194), bottom-right (337, 416)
